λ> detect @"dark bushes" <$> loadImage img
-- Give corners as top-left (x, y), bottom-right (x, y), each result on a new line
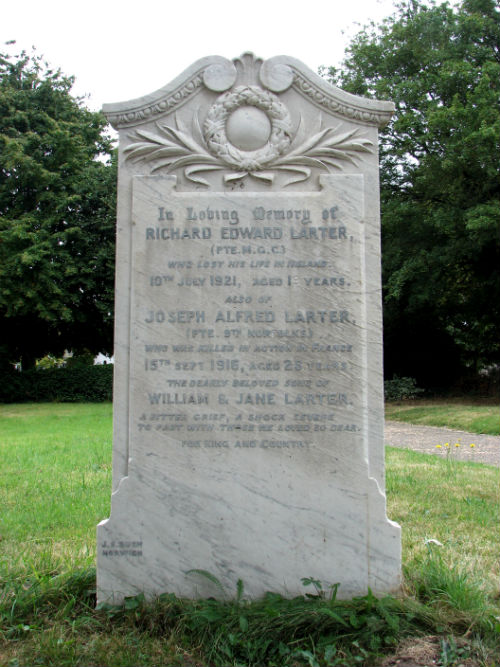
top-left (0, 365), bottom-right (113, 403)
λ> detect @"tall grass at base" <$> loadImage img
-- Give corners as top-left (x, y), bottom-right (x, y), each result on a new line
top-left (385, 447), bottom-right (500, 597)
top-left (1, 564), bottom-right (499, 666)
top-left (404, 548), bottom-right (498, 636)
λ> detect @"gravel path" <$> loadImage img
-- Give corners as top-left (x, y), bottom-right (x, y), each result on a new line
top-left (385, 421), bottom-right (499, 466)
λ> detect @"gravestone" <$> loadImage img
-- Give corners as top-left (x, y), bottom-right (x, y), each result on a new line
top-left (97, 53), bottom-right (401, 604)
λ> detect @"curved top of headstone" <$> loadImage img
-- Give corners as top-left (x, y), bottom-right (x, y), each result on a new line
top-left (103, 52), bottom-right (394, 129)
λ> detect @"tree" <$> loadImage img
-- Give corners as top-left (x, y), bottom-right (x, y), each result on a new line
top-left (0, 48), bottom-right (116, 369)
top-left (325, 0), bottom-right (500, 387)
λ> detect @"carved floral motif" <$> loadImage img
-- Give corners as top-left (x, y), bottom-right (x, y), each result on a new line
top-left (124, 86), bottom-right (373, 187)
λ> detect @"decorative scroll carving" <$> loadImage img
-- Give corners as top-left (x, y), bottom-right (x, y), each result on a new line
top-left (105, 74), bottom-right (204, 128)
top-left (293, 73), bottom-right (393, 126)
top-left (203, 60), bottom-right (237, 92)
top-left (259, 59), bottom-right (294, 93)
top-left (104, 54), bottom-right (393, 129)
top-left (124, 86), bottom-right (373, 187)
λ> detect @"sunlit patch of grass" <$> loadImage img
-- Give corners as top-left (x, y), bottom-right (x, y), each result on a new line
top-left (386, 447), bottom-right (500, 595)
top-left (0, 403), bottom-right (112, 577)
top-left (385, 402), bottom-right (500, 435)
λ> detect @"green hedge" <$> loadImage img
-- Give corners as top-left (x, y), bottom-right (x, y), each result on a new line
top-left (0, 365), bottom-right (113, 403)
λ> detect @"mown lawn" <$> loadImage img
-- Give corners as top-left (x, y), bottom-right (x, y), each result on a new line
top-left (385, 401), bottom-right (500, 435)
top-left (0, 403), bottom-right (112, 570)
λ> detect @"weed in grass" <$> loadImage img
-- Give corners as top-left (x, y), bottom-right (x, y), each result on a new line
top-left (433, 440), bottom-right (472, 476)
top-left (435, 441), bottom-right (481, 468)
top-left (438, 636), bottom-right (471, 667)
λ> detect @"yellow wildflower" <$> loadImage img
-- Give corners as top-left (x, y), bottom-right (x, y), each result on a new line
top-left (436, 445), bottom-right (442, 449)
top-left (470, 443), bottom-right (476, 448)
top-left (455, 443), bottom-right (460, 448)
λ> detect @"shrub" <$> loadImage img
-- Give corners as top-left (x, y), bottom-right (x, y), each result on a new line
top-left (384, 375), bottom-right (424, 401)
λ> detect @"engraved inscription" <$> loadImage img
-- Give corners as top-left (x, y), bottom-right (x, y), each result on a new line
top-left (101, 540), bottom-right (143, 557)
top-left (129, 177), bottom-right (364, 454)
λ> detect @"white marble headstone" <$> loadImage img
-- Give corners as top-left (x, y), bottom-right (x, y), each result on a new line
top-left (97, 53), bottom-right (401, 604)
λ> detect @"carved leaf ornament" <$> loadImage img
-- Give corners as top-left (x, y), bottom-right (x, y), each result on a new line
top-left (124, 85), bottom-right (373, 186)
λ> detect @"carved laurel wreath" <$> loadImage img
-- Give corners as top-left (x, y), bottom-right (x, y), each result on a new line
top-left (204, 86), bottom-right (292, 170)
top-left (124, 85), bottom-right (373, 186)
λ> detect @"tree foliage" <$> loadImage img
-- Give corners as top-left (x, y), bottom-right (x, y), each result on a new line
top-left (326, 0), bottom-right (500, 387)
top-left (0, 48), bottom-right (116, 368)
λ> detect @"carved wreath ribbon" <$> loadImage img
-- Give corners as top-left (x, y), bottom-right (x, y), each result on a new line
top-left (124, 85), bottom-right (373, 187)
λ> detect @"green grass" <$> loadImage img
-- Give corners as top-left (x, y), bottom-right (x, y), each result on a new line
top-left (386, 448), bottom-right (499, 594)
top-left (1, 403), bottom-right (499, 666)
top-left (385, 401), bottom-right (500, 435)
top-left (0, 403), bottom-right (112, 569)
